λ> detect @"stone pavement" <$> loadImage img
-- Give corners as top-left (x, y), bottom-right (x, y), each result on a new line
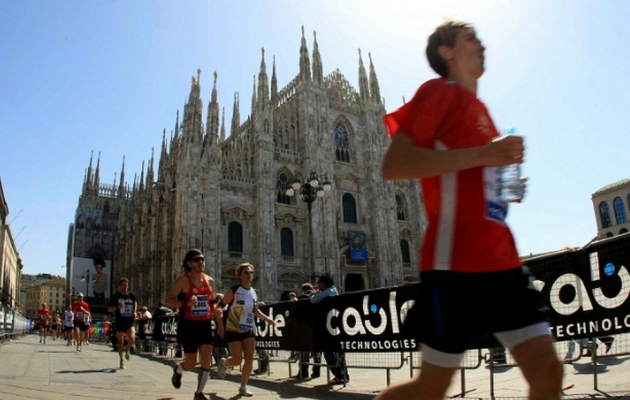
top-left (1, 334), bottom-right (630, 399)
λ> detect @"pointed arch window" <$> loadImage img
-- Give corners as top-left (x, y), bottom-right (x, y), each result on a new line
top-left (280, 228), bottom-right (294, 256)
top-left (228, 221), bottom-right (243, 253)
top-left (277, 173), bottom-right (291, 205)
top-left (613, 197), bottom-right (627, 224)
top-left (599, 202), bottom-right (612, 228)
top-left (342, 193), bottom-right (358, 223)
top-left (395, 195), bottom-right (406, 220)
top-left (334, 123), bottom-right (351, 163)
top-left (400, 239), bottom-right (411, 263)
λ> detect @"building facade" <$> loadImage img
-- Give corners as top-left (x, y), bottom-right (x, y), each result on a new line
top-left (23, 277), bottom-right (66, 318)
top-left (0, 176), bottom-right (22, 312)
top-left (71, 29), bottom-right (426, 307)
top-left (592, 178), bottom-right (630, 238)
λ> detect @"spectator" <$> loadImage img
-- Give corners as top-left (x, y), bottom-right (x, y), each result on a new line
top-left (253, 298), bottom-right (270, 375)
top-left (153, 301), bottom-right (172, 356)
top-left (310, 276), bottom-right (348, 384)
top-left (294, 283), bottom-right (320, 379)
top-left (212, 293), bottom-right (229, 365)
top-left (136, 306), bottom-right (152, 351)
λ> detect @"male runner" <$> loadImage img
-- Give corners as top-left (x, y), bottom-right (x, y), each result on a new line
top-left (72, 293), bottom-right (90, 352)
top-left (166, 249), bottom-right (217, 400)
top-left (108, 277), bottom-right (137, 369)
top-left (37, 303), bottom-right (52, 344)
top-left (377, 20), bottom-right (563, 400)
top-left (63, 304), bottom-right (74, 346)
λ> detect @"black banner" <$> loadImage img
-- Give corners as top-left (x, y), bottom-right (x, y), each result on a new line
top-left (256, 283), bottom-right (419, 352)
top-left (143, 234), bottom-right (630, 352)
top-left (525, 234), bottom-right (630, 342)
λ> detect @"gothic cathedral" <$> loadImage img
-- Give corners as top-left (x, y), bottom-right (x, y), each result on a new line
top-left (71, 28), bottom-right (425, 307)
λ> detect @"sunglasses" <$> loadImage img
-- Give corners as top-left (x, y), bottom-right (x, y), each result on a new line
top-left (242, 270), bottom-right (254, 275)
top-left (191, 257), bottom-right (205, 263)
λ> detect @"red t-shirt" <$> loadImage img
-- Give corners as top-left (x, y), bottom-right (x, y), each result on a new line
top-left (72, 301), bottom-right (90, 322)
top-left (383, 78), bottom-right (521, 273)
top-left (182, 273), bottom-right (214, 321)
top-left (38, 308), bottom-right (52, 325)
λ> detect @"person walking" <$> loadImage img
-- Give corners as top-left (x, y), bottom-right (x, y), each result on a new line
top-left (108, 277), bottom-right (137, 369)
top-left (72, 293), bottom-right (90, 352)
top-left (166, 249), bottom-right (216, 400)
top-left (216, 262), bottom-right (276, 397)
top-left (376, 20), bottom-right (563, 400)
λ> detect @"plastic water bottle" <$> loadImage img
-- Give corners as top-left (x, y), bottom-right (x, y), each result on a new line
top-left (500, 127), bottom-right (524, 202)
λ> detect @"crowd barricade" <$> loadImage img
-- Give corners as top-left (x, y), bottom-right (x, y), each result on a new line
top-left (344, 352), bottom-right (406, 386)
top-left (0, 305), bottom-right (30, 343)
top-left (107, 234), bottom-right (630, 396)
top-left (87, 319), bottom-right (109, 342)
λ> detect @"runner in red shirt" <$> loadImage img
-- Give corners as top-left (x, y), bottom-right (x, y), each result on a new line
top-left (165, 249), bottom-right (217, 400)
top-left (377, 20), bottom-right (562, 400)
top-left (72, 292), bottom-right (90, 352)
top-left (37, 303), bottom-right (52, 344)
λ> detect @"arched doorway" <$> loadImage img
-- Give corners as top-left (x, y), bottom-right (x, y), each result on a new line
top-left (344, 273), bottom-right (364, 292)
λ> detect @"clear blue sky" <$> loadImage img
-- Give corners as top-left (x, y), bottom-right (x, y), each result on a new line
top-left (2, 1), bottom-right (629, 276)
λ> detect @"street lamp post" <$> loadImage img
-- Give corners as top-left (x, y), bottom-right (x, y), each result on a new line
top-left (286, 170), bottom-right (332, 281)
top-left (80, 270), bottom-right (92, 298)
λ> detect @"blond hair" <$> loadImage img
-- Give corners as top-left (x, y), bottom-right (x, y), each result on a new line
top-left (235, 262), bottom-right (255, 276)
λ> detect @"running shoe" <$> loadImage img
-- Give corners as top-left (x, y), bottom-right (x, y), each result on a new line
top-left (217, 357), bottom-right (227, 379)
top-left (238, 385), bottom-right (253, 397)
top-left (171, 365), bottom-right (182, 389)
top-left (193, 392), bottom-right (209, 400)
top-left (125, 349), bottom-right (130, 360)
top-left (119, 360), bottom-right (125, 370)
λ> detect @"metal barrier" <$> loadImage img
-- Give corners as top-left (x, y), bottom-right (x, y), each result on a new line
top-left (344, 352), bottom-right (406, 386)
top-left (403, 334), bottom-right (630, 397)
top-left (126, 311), bottom-right (630, 397)
top-left (109, 331), bottom-right (630, 397)
top-left (0, 306), bottom-right (30, 343)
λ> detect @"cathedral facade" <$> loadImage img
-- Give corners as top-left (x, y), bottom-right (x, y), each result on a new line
top-left (73, 28), bottom-right (425, 307)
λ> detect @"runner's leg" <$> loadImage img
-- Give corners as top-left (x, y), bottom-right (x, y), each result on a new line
top-left (374, 359), bottom-right (457, 400)
top-left (509, 335), bottom-right (563, 400)
top-left (195, 344), bottom-right (213, 395)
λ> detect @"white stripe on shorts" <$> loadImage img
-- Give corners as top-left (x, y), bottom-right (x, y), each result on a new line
top-left (494, 321), bottom-right (550, 351)
top-left (420, 321), bottom-right (551, 369)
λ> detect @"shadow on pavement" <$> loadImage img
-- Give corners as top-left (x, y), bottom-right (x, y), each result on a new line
top-left (57, 368), bottom-right (118, 374)
top-left (123, 350), bottom-right (378, 399)
top-left (570, 362), bottom-right (608, 375)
